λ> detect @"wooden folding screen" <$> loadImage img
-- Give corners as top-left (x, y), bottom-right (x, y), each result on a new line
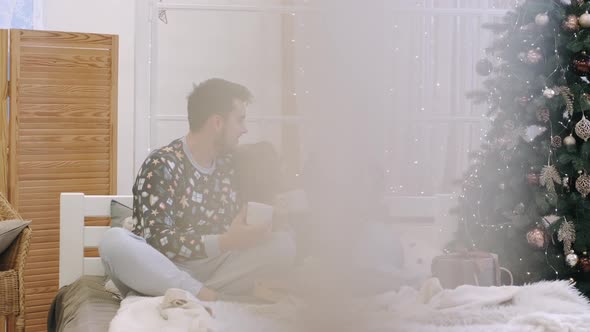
top-left (3, 29), bottom-right (117, 332)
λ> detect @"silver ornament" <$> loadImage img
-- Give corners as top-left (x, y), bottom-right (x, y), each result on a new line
top-left (564, 134), bottom-right (576, 146)
top-left (566, 250), bottom-right (579, 267)
top-left (543, 88), bottom-right (556, 98)
top-left (535, 13), bottom-right (549, 26)
top-left (575, 116), bottom-right (590, 141)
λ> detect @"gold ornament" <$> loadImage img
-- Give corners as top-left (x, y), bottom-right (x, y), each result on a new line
top-left (526, 227), bottom-right (546, 249)
top-left (540, 165), bottom-right (562, 193)
top-left (580, 11), bottom-right (590, 28)
top-left (575, 116), bottom-right (590, 141)
top-left (554, 86), bottom-right (574, 116)
top-left (564, 15), bottom-right (580, 32)
top-left (566, 250), bottom-right (579, 267)
top-left (558, 220), bottom-right (576, 254)
top-left (576, 174), bottom-right (590, 198)
top-left (564, 134), bottom-right (576, 146)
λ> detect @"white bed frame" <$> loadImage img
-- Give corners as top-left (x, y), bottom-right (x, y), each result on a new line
top-left (58, 192), bottom-right (457, 288)
top-left (59, 193), bottom-right (132, 288)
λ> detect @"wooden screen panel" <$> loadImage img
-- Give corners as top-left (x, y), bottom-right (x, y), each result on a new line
top-left (0, 30), bottom-right (7, 197)
top-left (7, 29), bottom-right (118, 332)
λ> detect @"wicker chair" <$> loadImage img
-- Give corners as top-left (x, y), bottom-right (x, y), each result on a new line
top-left (0, 193), bottom-right (32, 332)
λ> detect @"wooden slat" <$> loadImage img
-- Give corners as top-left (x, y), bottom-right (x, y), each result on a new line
top-left (20, 54), bottom-right (111, 70)
top-left (0, 30), bottom-right (8, 196)
top-left (18, 134), bottom-right (110, 144)
top-left (110, 35), bottom-right (119, 195)
top-left (18, 84), bottom-right (111, 98)
top-left (8, 29), bottom-right (118, 331)
top-left (20, 70), bottom-right (111, 81)
top-left (17, 30), bottom-right (114, 48)
top-left (19, 129), bottom-right (110, 136)
top-left (20, 45), bottom-right (110, 56)
top-left (19, 77), bottom-right (112, 86)
top-left (84, 248), bottom-right (100, 257)
top-left (19, 96), bottom-right (111, 105)
top-left (24, 273), bottom-right (58, 284)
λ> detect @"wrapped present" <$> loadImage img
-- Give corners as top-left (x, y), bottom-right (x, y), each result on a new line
top-left (431, 251), bottom-right (511, 289)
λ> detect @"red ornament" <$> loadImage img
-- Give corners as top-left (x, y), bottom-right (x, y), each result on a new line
top-left (515, 96), bottom-right (530, 107)
top-left (580, 257), bottom-right (590, 273)
top-left (527, 173), bottom-right (540, 185)
top-left (573, 52), bottom-right (590, 76)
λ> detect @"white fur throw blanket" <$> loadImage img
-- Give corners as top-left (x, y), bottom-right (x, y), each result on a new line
top-left (109, 279), bottom-right (590, 332)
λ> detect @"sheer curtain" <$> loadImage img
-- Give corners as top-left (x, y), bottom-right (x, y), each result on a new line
top-left (384, 0), bottom-right (517, 197)
top-left (0, 0), bottom-right (42, 29)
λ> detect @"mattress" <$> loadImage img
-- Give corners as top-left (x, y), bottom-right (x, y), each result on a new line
top-left (47, 276), bottom-right (120, 332)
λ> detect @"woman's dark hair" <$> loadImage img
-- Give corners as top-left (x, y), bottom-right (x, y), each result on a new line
top-left (234, 141), bottom-right (281, 204)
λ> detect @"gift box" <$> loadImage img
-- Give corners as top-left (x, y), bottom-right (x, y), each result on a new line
top-left (431, 251), bottom-right (511, 288)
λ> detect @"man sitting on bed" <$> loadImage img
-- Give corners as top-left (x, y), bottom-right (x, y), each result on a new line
top-left (99, 78), bottom-right (295, 302)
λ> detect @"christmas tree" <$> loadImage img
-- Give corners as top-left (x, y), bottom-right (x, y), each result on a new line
top-left (454, 0), bottom-right (590, 295)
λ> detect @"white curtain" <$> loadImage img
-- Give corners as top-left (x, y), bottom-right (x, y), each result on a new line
top-left (384, 0), bottom-right (517, 196)
top-left (0, 0), bottom-right (43, 29)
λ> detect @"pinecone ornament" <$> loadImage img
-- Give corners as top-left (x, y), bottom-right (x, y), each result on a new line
top-left (551, 136), bottom-right (562, 148)
top-left (576, 174), bottom-right (590, 198)
top-left (575, 116), bottom-right (590, 141)
top-left (537, 108), bottom-right (550, 123)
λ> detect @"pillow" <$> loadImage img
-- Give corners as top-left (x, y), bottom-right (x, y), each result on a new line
top-left (110, 200), bottom-right (133, 228)
top-left (0, 219), bottom-right (31, 255)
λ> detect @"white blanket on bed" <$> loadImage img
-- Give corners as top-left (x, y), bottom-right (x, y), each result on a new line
top-left (109, 278), bottom-right (590, 332)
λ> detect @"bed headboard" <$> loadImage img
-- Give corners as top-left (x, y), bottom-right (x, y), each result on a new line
top-left (59, 193), bottom-right (132, 288)
top-left (58, 192), bottom-right (457, 287)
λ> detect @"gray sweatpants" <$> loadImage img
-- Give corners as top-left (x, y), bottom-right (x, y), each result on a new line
top-left (99, 228), bottom-right (296, 301)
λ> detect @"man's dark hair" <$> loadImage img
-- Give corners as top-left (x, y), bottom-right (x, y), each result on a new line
top-left (187, 78), bottom-right (252, 131)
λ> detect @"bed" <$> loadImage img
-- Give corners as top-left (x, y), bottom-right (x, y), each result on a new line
top-left (49, 192), bottom-right (458, 331)
top-left (48, 193), bottom-right (132, 332)
top-left (51, 192), bottom-right (590, 332)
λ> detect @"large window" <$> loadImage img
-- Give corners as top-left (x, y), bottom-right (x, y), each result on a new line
top-left (0, 0), bottom-right (42, 29)
top-left (385, 0), bottom-right (517, 196)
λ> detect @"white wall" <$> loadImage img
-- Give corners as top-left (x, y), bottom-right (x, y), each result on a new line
top-left (43, 0), bottom-right (136, 195)
top-left (133, 1), bottom-right (288, 172)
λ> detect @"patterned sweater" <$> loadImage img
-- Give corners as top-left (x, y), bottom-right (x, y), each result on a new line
top-left (132, 137), bottom-right (241, 261)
